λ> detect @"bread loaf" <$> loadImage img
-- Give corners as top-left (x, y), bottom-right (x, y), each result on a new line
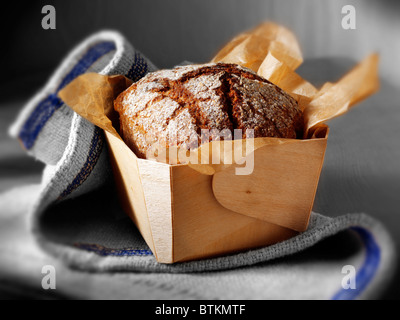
top-left (114, 63), bottom-right (303, 158)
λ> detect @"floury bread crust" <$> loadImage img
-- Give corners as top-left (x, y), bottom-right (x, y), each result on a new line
top-left (114, 63), bottom-right (304, 158)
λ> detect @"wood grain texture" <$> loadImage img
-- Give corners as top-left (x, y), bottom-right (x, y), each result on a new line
top-left (105, 131), bottom-right (156, 254)
top-left (170, 164), bottom-right (297, 263)
top-left (107, 128), bottom-right (303, 263)
top-left (137, 158), bottom-right (173, 263)
top-left (212, 137), bottom-right (327, 232)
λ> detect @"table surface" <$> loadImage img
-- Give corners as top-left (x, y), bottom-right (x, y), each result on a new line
top-left (0, 58), bottom-right (399, 299)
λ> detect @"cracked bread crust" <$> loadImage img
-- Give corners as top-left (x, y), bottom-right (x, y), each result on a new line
top-left (114, 63), bottom-right (304, 158)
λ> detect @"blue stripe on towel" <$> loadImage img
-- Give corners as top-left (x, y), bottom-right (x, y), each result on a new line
top-left (19, 41), bottom-right (116, 150)
top-left (58, 126), bottom-right (104, 199)
top-left (18, 94), bottom-right (64, 149)
top-left (74, 243), bottom-right (153, 257)
top-left (56, 41), bottom-right (116, 92)
top-left (331, 227), bottom-right (381, 300)
top-left (126, 51), bottom-right (149, 81)
top-left (57, 52), bottom-right (153, 199)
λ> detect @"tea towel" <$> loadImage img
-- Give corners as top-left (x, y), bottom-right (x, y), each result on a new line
top-left (0, 184), bottom-right (396, 299)
top-left (3, 30), bottom-right (396, 299)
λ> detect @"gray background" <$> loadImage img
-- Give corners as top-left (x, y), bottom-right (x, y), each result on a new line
top-left (1, 0), bottom-right (399, 100)
top-left (0, 0), bottom-right (399, 299)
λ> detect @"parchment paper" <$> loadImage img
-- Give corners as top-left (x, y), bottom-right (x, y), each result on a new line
top-left (212, 22), bottom-right (379, 137)
top-left (58, 22), bottom-right (379, 172)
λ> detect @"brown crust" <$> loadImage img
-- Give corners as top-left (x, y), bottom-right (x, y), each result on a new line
top-left (114, 63), bottom-right (304, 158)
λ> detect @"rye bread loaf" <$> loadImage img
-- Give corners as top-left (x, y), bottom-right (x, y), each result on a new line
top-left (114, 63), bottom-right (303, 159)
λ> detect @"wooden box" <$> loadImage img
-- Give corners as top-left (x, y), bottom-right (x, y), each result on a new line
top-left (104, 129), bottom-right (328, 264)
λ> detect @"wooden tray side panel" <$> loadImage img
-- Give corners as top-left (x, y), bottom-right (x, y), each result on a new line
top-left (212, 138), bottom-right (327, 232)
top-left (170, 165), bottom-right (297, 263)
top-left (137, 159), bottom-right (174, 263)
top-left (105, 131), bottom-right (156, 254)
